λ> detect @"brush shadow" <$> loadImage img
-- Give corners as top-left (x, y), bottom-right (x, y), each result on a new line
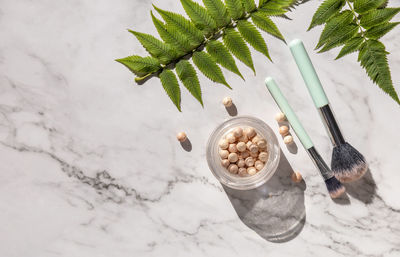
top-left (332, 192), bottom-right (351, 205)
top-left (286, 139), bottom-right (298, 154)
top-left (225, 103), bottom-right (238, 116)
top-left (223, 150), bottom-right (306, 243)
top-left (180, 138), bottom-right (192, 152)
top-left (345, 169), bottom-right (376, 204)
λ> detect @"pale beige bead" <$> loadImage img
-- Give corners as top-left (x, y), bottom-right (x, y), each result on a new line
top-left (245, 157), bottom-right (255, 167)
top-left (228, 143), bottom-right (237, 153)
top-left (226, 133), bottom-right (236, 143)
top-left (233, 127), bottom-right (243, 138)
top-left (245, 127), bottom-right (256, 139)
top-left (258, 152), bottom-right (268, 162)
top-left (279, 125), bottom-right (290, 136)
top-left (246, 141), bottom-right (253, 150)
top-left (228, 152), bottom-right (239, 163)
top-left (222, 97), bottom-right (233, 107)
top-left (236, 142), bottom-right (247, 152)
top-left (221, 159), bottom-right (230, 168)
top-left (237, 159), bottom-right (245, 168)
top-left (249, 144), bottom-right (259, 153)
top-left (238, 168), bottom-right (247, 177)
top-left (275, 112), bottom-right (286, 122)
top-left (283, 135), bottom-right (293, 145)
top-left (255, 160), bottom-right (264, 171)
top-left (219, 149), bottom-right (229, 159)
top-left (257, 139), bottom-right (267, 149)
top-left (238, 134), bottom-right (248, 143)
top-left (252, 135), bottom-right (262, 144)
top-left (228, 164), bottom-right (239, 174)
top-left (176, 132), bottom-right (187, 142)
top-left (247, 167), bottom-right (257, 175)
top-left (250, 151), bottom-right (259, 158)
top-left (240, 151), bottom-right (250, 159)
top-left (218, 139), bottom-right (229, 150)
top-left (291, 171), bottom-right (303, 183)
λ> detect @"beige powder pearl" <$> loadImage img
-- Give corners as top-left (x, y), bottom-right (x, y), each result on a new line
top-left (238, 168), bottom-right (247, 177)
top-left (221, 159), bottom-right (230, 168)
top-left (245, 157), bottom-right (255, 167)
top-left (228, 152), bottom-right (239, 163)
top-left (238, 134), bottom-right (248, 143)
top-left (279, 126), bottom-right (290, 136)
top-left (236, 142), bottom-right (247, 152)
top-left (252, 135), bottom-right (262, 144)
top-left (228, 164), bottom-right (239, 174)
top-left (246, 141), bottom-right (253, 150)
top-left (257, 139), bottom-right (267, 149)
top-left (219, 149), bottom-right (229, 159)
top-left (228, 144), bottom-right (237, 153)
top-left (284, 135), bottom-right (293, 144)
top-left (247, 167), bottom-right (257, 175)
top-left (258, 152), bottom-right (268, 162)
top-left (250, 151), bottom-right (259, 158)
top-left (240, 151), bottom-right (250, 159)
top-left (233, 127), bottom-right (243, 138)
top-left (176, 132), bottom-right (187, 142)
top-left (222, 97), bottom-right (233, 107)
top-left (219, 139), bottom-right (229, 149)
top-left (291, 171), bottom-right (303, 183)
top-left (237, 159), bottom-right (245, 168)
top-left (249, 144), bottom-right (259, 153)
top-left (275, 112), bottom-right (286, 122)
top-left (255, 160), bottom-right (264, 170)
top-left (245, 127), bottom-right (256, 139)
top-left (226, 133), bottom-right (236, 143)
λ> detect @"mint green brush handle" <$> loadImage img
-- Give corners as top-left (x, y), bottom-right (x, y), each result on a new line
top-left (289, 39), bottom-right (329, 108)
top-left (265, 77), bottom-right (314, 149)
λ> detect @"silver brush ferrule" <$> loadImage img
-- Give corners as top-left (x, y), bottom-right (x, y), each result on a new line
top-left (318, 105), bottom-right (346, 146)
top-left (306, 147), bottom-right (334, 181)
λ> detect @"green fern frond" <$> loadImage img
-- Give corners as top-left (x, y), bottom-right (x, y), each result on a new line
top-left (358, 40), bottom-right (399, 104)
top-left (206, 40), bottom-right (244, 80)
top-left (308, 0), bottom-right (345, 31)
top-left (225, 0), bottom-right (245, 19)
top-left (176, 60), bottom-right (203, 106)
top-left (365, 22), bottom-right (400, 40)
top-left (237, 20), bottom-right (271, 60)
top-left (251, 12), bottom-right (285, 42)
top-left (360, 8), bottom-right (400, 29)
top-left (202, 0), bottom-right (231, 27)
top-left (116, 55), bottom-right (161, 77)
top-left (159, 69), bottom-right (182, 111)
top-left (335, 36), bottom-right (363, 59)
top-left (180, 0), bottom-right (217, 35)
top-left (241, 0), bottom-right (256, 12)
top-left (318, 23), bottom-right (358, 53)
top-left (192, 51), bottom-right (231, 88)
top-left (354, 0), bottom-right (386, 14)
top-left (223, 27), bottom-right (255, 73)
top-left (316, 10), bottom-right (353, 49)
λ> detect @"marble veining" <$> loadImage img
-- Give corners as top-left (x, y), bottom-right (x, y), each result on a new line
top-left (1, 0), bottom-right (400, 256)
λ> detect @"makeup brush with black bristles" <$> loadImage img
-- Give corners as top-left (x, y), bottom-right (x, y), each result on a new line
top-left (289, 39), bottom-right (368, 183)
top-left (265, 77), bottom-right (345, 198)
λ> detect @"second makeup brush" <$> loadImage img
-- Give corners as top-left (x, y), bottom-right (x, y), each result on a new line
top-left (265, 77), bottom-right (345, 198)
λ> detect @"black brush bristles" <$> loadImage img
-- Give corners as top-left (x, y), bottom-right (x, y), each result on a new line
top-left (325, 177), bottom-right (346, 198)
top-left (331, 142), bottom-right (368, 183)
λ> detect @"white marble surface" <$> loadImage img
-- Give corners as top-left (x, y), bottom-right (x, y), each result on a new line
top-left (1, 0), bottom-right (400, 256)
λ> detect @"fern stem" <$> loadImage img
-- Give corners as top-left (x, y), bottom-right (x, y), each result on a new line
top-left (345, 0), bottom-right (366, 39)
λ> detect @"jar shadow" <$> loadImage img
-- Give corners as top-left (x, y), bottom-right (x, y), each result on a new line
top-left (222, 150), bottom-right (306, 243)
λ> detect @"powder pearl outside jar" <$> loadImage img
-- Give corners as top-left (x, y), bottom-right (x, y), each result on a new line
top-left (206, 116), bottom-right (280, 190)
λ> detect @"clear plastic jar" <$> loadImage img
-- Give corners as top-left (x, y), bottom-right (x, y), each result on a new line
top-left (206, 116), bottom-right (280, 190)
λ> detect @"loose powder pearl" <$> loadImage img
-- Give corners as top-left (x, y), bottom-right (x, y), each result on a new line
top-left (245, 157), bottom-right (255, 167)
top-left (219, 149), bottom-right (229, 159)
top-left (233, 127), bottom-right (243, 138)
top-left (238, 134), bottom-right (248, 143)
top-left (228, 164), bottom-right (239, 174)
top-left (255, 160), bottom-right (264, 170)
top-left (228, 143), bottom-right (237, 153)
top-left (250, 151), bottom-right (259, 158)
top-left (246, 141), bottom-right (253, 150)
top-left (238, 168), bottom-right (247, 177)
top-left (228, 152), bottom-right (239, 163)
top-left (221, 159), bottom-right (230, 167)
top-left (219, 139), bottom-right (229, 150)
top-left (259, 152), bottom-right (268, 162)
top-left (247, 167), bottom-right (257, 175)
top-left (240, 151), bottom-right (250, 159)
top-left (257, 139), bottom-right (267, 149)
top-left (284, 135), bottom-right (293, 144)
top-left (279, 126), bottom-right (289, 136)
top-left (176, 132), bottom-right (187, 142)
top-left (249, 144), bottom-right (259, 153)
top-left (237, 159), bottom-right (245, 168)
top-left (291, 171), bottom-right (303, 183)
top-left (252, 135), bottom-right (262, 144)
top-left (226, 133), bottom-right (236, 143)
top-left (236, 142), bottom-right (247, 152)
top-left (275, 112), bottom-right (286, 122)
top-left (245, 127), bottom-right (256, 139)
top-left (222, 97), bottom-right (233, 107)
